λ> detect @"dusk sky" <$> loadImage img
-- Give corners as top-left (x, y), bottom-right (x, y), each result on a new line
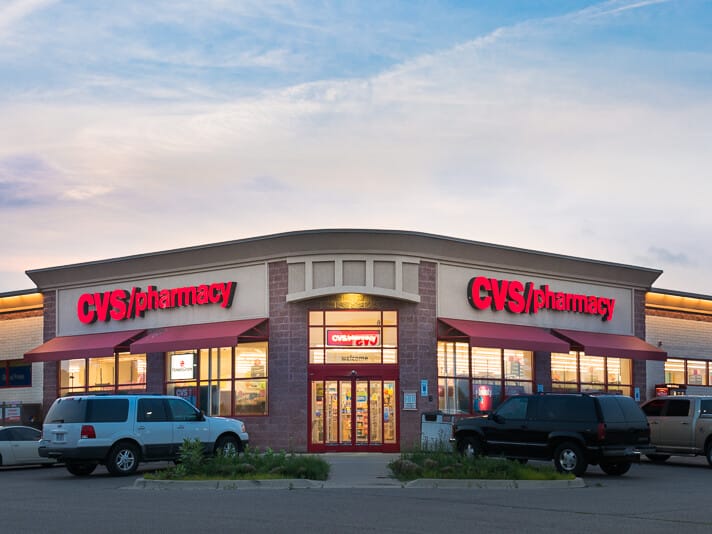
top-left (1, 0), bottom-right (710, 294)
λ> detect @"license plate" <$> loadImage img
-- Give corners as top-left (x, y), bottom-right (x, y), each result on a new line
top-left (53, 432), bottom-right (66, 443)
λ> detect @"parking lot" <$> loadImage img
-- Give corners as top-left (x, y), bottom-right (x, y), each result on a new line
top-left (1, 456), bottom-right (711, 533)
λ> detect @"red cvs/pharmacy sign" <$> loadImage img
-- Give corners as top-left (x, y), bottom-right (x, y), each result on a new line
top-left (327, 330), bottom-right (380, 347)
top-left (77, 282), bottom-right (236, 324)
top-left (467, 276), bottom-right (615, 321)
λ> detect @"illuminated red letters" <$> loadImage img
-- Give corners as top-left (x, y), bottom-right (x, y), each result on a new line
top-left (467, 276), bottom-right (615, 321)
top-left (77, 281), bottom-right (237, 324)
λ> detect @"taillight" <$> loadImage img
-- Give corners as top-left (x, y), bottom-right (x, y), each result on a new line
top-left (80, 425), bottom-right (96, 439)
top-left (597, 422), bottom-right (606, 441)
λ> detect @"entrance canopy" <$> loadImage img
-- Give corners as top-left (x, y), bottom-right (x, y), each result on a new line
top-left (129, 318), bottom-right (268, 353)
top-left (551, 328), bottom-right (667, 361)
top-left (24, 329), bottom-right (146, 362)
top-left (438, 318), bottom-right (570, 353)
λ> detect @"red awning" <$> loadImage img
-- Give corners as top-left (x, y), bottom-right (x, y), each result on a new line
top-left (24, 329), bottom-right (146, 362)
top-left (438, 318), bottom-right (570, 353)
top-left (130, 318), bottom-right (268, 353)
top-left (551, 328), bottom-right (667, 361)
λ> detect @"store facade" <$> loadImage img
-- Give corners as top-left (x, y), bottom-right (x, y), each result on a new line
top-left (645, 289), bottom-right (712, 396)
top-left (0, 290), bottom-right (45, 426)
top-left (24, 229), bottom-right (667, 453)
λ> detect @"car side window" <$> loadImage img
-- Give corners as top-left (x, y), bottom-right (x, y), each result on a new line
top-left (137, 398), bottom-right (170, 422)
top-left (166, 398), bottom-right (201, 422)
top-left (495, 396), bottom-right (528, 420)
top-left (642, 399), bottom-right (665, 416)
top-left (665, 399), bottom-right (690, 417)
top-left (700, 400), bottom-right (712, 416)
top-left (11, 427), bottom-right (40, 441)
top-left (0, 428), bottom-right (10, 441)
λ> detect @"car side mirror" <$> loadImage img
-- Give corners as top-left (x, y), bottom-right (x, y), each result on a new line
top-left (491, 413), bottom-right (504, 423)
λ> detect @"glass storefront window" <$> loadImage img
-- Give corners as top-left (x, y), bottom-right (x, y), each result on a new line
top-left (60, 353), bottom-right (146, 396)
top-left (551, 352), bottom-right (578, 383)
top-left (664, 359), bottom-right (685, 384)
top-left (472, 347), bottom-right (502, 379)
top-left (88, 356), bottom-right (115, 391)
top-left (579, 355), bottom-right (605, 385)
top-left (309, 310), bottom-right (398, 365)
top-left (166, 341), bottom-right (269, 417)
top-left (687, 360), bottom-right (707, 386)
top-left (437, 341), bottom-right (534, 415)
top-left (663, 358), bottom-right (710, 386)
top-left (552, 352), bottom-right (632, 394)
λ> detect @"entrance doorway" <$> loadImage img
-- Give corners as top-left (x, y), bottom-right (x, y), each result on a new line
top-left (309, 377), bottom-right (397, 452)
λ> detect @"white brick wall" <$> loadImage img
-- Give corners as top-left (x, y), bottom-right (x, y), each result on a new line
top-left (647, 315), bottom-right (712, 360)
top-left (0, 315), bottom-right (45, 404)
top-left (646, 314), bottom-right (712, 397)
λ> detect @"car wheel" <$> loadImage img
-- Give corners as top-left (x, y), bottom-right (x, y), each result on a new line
top-left (600, 462), bottom-right (632, 476)
top-left (215, 435), bottom-right (241, 457)
top-left (106, 442), bottom-right (139, 476)
top-left (705, 443), bottom-right (712, 467)
top-left (66, 462), bottom-right (97, 476)
top-left (553, 442), bottom-right (587, 476)
top-left (457, 436), bottom-right (482, 458)
top-left (646, 454), bottom-right (670, 464)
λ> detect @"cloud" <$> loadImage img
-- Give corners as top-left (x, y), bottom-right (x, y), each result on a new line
top-left (647, 247), bottom-right (693, 267)
top-left (0, 0), bottom-right (57, 34)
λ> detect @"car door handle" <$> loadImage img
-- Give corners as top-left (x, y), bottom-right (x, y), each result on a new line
top-left (137, 425), bottom-right (146, 430)
top-left (176, 425), bottom-right (185, 429)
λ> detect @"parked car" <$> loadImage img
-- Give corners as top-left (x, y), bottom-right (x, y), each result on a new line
top-left (451, 393), bottom-right (654, 476)
top-left (640, 395), bottom-right (712, 465)
top-left (0, 425), bottom-right (57, 467)
top-left (39, 394), bottom-right (249, 476)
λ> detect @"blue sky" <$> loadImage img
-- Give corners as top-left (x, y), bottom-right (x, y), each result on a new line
top-left (1, 0), bottom-right (711, 294)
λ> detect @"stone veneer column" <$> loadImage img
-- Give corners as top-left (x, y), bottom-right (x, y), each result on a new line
top-left (247, 260), bottom-right (438, 453)
top-left (41, 290), bottom-right (58, 417)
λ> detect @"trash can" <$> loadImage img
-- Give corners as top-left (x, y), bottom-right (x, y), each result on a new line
top-left (420, 411), bottom-right (454, 451)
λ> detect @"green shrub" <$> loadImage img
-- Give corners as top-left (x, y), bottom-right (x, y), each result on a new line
top-left (389, 449), bottom-right (574, 482)
top-left (146, 440), bottom-right (330, 481)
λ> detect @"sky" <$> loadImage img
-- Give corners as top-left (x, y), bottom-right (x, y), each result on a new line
top-left (1, 0), bottom-right (710, 295)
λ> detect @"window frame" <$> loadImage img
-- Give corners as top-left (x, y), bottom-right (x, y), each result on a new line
top-left (437, 341), bottom-right (535, 415)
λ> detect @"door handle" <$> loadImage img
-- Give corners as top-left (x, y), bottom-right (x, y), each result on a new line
top-left (137, 425), bottom-right (146, 430)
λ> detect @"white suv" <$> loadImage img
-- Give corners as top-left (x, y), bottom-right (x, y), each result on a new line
top-left (39, 394), bottom-right (249, 476)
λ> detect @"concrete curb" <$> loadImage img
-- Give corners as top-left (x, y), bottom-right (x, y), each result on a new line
top-left (131, 477), bottom-right (585, 490)
top-left (404, 477), bottom-right (586, 489)
top-left (132, 478), bottom-right (323, 490)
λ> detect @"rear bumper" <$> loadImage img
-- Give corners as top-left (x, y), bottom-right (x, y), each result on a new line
top-left (598, 445), bottom-right (656, 463)
top-left (39, 444), bottom-right (110, 462)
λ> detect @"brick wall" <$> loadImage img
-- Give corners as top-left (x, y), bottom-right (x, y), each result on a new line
top-left (41, 290), bottom-right (58, 416)
top-left (242, 260), bottom-right (438, 453)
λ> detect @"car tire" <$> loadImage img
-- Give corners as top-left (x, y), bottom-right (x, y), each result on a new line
top-left (106, 442), bottom-right (139, 476)
top-left (705, 443), bottom-right (712, 467)
top-left (457, 436), bottom-right (483, 458)
top-left (599, 462), bottom-right (632, 476)
top-left (553, 442), bottom-right (587, 476)
top-left (215, 434), bottom-right (241, 457)
top-left (646, 454), bottom-right (670, 464)
top-left (66, 462), bottom-right (97, 476)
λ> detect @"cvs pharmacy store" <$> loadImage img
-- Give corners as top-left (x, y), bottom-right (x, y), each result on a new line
top-left (24, 229), bottom-right (666, 453)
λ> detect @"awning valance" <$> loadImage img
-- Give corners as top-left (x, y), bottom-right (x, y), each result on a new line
top-left (438, 318), bottom-right (570, 353)
top-left (551, 328), bottom-right (667, 361)
top-left (24, 329), bottom-right (146, 362)
top-left (130, 318), bottom-right (268, 354)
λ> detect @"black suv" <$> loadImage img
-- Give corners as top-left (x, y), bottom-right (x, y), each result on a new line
top-left (451, 393), bottom-right (654, 476)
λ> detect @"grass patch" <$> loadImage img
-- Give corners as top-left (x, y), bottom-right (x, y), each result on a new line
top-left (145, 439), bottom-right (330, 481)
top-left (389, 449), bottom-right (574, 482)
